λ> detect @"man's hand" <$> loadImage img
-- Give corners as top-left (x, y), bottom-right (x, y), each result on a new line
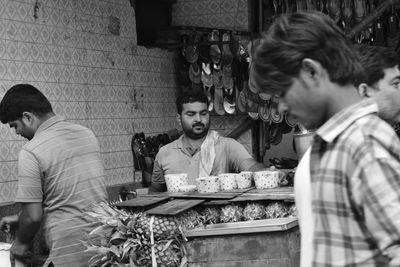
top-left (0, 214), bottom-right (18, 238)
top-left (10, 239), bottom-right (32, 265)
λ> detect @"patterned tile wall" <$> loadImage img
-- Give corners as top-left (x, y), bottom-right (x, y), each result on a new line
top-left (0, 0), bottom-right (179, 204)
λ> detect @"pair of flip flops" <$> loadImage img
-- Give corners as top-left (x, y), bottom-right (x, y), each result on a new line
top-left (189, 62), bottom-right (201, 84)
top-left (235, 39), bottom-right (251, 114)
top-left (223, 86), bottom-right (236, 115)
top-left (185, 31), bottom-right (201, 64)
top-left (209, 29), bottom-right (221, 64)
top-left (201, 62), bottom-right (214, 112)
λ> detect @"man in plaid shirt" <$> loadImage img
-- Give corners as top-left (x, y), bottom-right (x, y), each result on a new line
top-left (251, 11), bottom-right (400, 266)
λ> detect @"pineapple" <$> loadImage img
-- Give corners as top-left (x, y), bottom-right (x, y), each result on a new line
top-left (84, 203), bottom-right (188, 267)
top-left (220, 204), bottom-right (243, 223)
top-left (136, 239), bottom-right (183, 267)
top-left (177, 209), bottom-right (203, 230)
top-left (264, 201), bottom-right (289, 219)
top-left (134, 213), bottom-right (180, 241)
top-left (243, 202), bottom-right (265, 221)
top-left (287, 203), bottom-right (297, 218)
top-left (199, 206), bottom-right (221, 225)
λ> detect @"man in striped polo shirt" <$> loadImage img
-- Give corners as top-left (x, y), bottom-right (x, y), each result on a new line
top-left (0, 84), bottom-right (108, 266)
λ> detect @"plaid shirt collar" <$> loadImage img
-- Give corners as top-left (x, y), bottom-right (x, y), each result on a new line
top-left (316, 98), bottom-right (379, 143)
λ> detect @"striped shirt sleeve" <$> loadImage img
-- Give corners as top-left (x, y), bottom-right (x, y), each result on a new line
top-left (15, 149), bottom-right (43, 203)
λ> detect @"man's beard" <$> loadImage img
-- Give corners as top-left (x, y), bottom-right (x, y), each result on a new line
top-left (183, 122), bottom-right (210, 139)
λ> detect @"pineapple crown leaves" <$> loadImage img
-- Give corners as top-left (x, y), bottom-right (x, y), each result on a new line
top-left (85, 202), bottom-right (133, 228)
top-left (121, 238), bottom-right (141, 263)
top-left (88, 253), bottom-right (108, 267)
top-left (87, 202), bottom-right (131, 219)
top-left (89, 224), bottom-right (115, 237)
top-left (110, 231), bottom-right (128, 246)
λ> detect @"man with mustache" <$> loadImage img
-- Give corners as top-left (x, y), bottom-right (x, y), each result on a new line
top-left (150, 90), bottom-right (265, 192)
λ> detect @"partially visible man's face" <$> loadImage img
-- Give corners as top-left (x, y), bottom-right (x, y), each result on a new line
top-left (8, 118), bottom-right (35, 140)
top-left (370, 65), bottom-right (400, 123)
top-left (278, 72), bottom-right (328, 130)
top-left (178, 102), bottom-right (210, 139)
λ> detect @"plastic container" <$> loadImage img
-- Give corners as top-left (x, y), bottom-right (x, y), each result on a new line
top-left (164, 173), bottom-right (188, 192)
top-left (253, 170), bottom-right (280, 189)
top-left (236, 171), bottom-right (253, 189)
top-left (293, 131), bottom-right (315, 159)
top-left (218, 173), bottom-right (238, 191)
top-left (196, 176), bottom-right (220, 193)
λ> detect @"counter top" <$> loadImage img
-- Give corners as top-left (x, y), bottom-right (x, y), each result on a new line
top-left (185, 217), bottom-right (298, 237)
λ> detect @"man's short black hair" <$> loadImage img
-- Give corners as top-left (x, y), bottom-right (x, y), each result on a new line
top-left (355, 44), bottom-right (400, 86)
top-left (0, 84), bottom-right (53, 123)
top-left (175, 90), bottom-right (209, 114)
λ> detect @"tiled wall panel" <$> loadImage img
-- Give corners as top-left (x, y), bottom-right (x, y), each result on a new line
top-left (0, 0), bottom-right (179, 204)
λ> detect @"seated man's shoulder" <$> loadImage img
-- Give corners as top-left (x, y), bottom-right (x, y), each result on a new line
top-left (158, 138), bottom-right (180, 155)
top-left (217, 136), bottom-right (241, 146)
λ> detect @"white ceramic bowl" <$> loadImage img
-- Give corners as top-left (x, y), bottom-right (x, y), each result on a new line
top-left (196, 176), bottom-right (220, 193)
top-left (236, 171), bottom-right (253, 189)
top-left (253, 170), bottom-right (280, 189)
top-left (218, 173), bottom-right (238, 191)
top-left (165, 173), bottom-right (188, 192)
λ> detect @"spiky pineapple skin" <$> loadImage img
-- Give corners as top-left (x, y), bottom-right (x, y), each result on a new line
top-left (264, 201), bottom-right (289, 219)
top-left (199, 206), bottom-right (221, 225)
top-left (243, 202), bottom-right (266, 221)
top-left (137, 239), bottom-right (182, 267)
top-left (134, 213), bottom-right (180, 240)
top-left (177, 209), bottom-right (203, 230)
top-left (220, 204), bottom-right (243, 223)
top-left (287, 203), bottom-right (297, 217)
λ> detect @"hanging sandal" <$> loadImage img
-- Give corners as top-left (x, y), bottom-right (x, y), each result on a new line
top-left (270, 95), bottom-right (284, 123)
top-left (223, 87), bottom-right (236, 114)
top-left (201, 62), bottom-right (213, 87)
top-left (221, 32), bottom-right (233, 66)
top-left (204, 85), bottom-right (214, 112)
top-left (185, 31), bottom-right (200, 63)
top-left (214, 85), bottom-right (225, 115)
top-left (189, 62), bottom-right (201, 84)
top-left (236, 85), bottom-right (248, 114)
top-left (209, 29), bottom-right (222, 64)
top-left (199, 33), bottom-right (211, 64)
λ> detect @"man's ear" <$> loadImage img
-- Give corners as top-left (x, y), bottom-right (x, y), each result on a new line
top-left (357, 83), bottom-right (369, 97)
top-left (299, 58), bottom-right (324, 90)
top-left (301, 58), bottom-right (321, 80)
top-left (357, 83), bottom-right (376, 98)
top-left (21, 111), bottom-right (34, 124)
top-left (176, 114), bottom-right (182, 126)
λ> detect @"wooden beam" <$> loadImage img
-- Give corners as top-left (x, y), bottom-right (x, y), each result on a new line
top-left (346, 0), bottom-right (400, 39)
top-left (227, 117), bottom-right (255, 139)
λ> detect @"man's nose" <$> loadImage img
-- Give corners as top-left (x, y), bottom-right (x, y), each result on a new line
top-left (194, 113), bottom-right (201, 121)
